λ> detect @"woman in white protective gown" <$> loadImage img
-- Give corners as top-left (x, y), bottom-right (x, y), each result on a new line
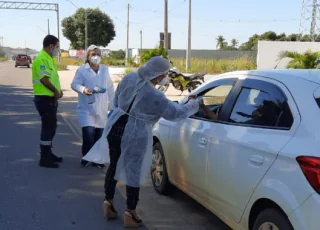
top-left (83, 56), bottom-right (201, 228)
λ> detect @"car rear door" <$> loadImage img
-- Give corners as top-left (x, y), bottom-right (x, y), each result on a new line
top-left (207, 75), bottom-right (299, 223)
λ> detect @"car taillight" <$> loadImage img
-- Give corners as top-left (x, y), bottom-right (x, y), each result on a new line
top-left (296, 156), bottom-right (320, 194)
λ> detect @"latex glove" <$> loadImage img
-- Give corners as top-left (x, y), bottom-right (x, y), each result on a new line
top-left (197, 96), bottom-right (204, 105)
top-left (108, 110), bottom-right (113, 118)
top-left (92, 86), bottom-right (106, 94)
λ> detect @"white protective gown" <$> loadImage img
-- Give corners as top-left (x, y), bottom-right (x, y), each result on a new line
top-left (83, 60), bottom-right (199, 187)
top-left (71, 63), bottom-right (115, 128)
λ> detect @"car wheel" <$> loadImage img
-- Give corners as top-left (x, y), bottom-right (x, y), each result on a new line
top-left (253, 208), bottom-right (293, 230)
top-left (151, 142), bottom-right (173, 195)
top-left (15, 65), bottom-right (17, 68)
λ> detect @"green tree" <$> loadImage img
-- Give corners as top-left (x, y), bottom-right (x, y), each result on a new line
top-left (62, 8), bottom-right (116, 50)
top-left (287, 33), bottom-right (299, 41)
top-left (231, 39), bottom-right (239, 48)
top-left (277, 33), bottom-right (287, 41)
top-left (140, 46), bottom-right (169, 65)
top-left (238, 34), bottom-right (260, 51)
top-left (109, 50), bottom-right (125, 60)
top-left (0, 47), bottom-right (5, 57)
top-left (278, 50), bottom-right (320, 69)
top-left (260, 31), bottom-right (278, 41)
top-left (238, 31), bottom-right (320, 51)
top-left (216, 35), bottom-right (227, 50)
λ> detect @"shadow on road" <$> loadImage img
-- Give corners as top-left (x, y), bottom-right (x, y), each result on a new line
top-left (0, 85), bottom-right (137, 230)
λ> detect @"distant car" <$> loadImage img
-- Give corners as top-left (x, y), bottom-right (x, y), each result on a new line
top-left (15, 54), bottom-right (30, 68)
top-left (152, 69), bottom-right (320, 230)
top-left (27, 55), bottom-right (32, 64)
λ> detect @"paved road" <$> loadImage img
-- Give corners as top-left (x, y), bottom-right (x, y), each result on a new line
top-left (0, 61), bottom-right (147, 230)
top-left (0, 61), bottom-right (231, 230)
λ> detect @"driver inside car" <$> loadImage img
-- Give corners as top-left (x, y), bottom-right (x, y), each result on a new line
top-left (196, 96), bottom-right (218, 121)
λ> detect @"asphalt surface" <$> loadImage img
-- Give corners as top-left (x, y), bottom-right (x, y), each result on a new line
top-left (0, 62), bottom-right (147, 230)
top-left (0, 61), bottom-right (232, 230)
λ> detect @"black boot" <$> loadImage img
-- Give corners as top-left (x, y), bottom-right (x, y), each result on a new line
top-left (39, 145), bottom-right (59, 168)
top-left (50, 145), bottom-right (63, 163)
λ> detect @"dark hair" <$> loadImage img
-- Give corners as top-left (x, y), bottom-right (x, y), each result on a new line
top-left (43, 35), bottom-right (59, 48)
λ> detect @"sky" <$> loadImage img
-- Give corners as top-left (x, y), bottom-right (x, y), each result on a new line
top-left (0, 0), bottom-right (304, 51)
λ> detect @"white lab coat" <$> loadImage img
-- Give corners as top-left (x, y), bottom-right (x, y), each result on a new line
top-left (71, 63), bottom-right (115, 128)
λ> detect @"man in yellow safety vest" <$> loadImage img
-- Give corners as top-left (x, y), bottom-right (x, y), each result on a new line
top-left (32, 35), bottom-right (63, 168)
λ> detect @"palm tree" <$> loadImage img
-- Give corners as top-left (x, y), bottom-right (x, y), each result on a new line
top-left (231, 39), bottom-right (239, 48)
top-left (216, 35), bottom-right (227, 50)
top-left (278, 50), bottom-right (320, 69)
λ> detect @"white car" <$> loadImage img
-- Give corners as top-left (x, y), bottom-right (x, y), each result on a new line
top-left (151, 69), bottom-right (320, 230)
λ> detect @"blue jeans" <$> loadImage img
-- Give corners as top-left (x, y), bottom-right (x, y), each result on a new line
top-left (82, 126), bottom-right (103, 157)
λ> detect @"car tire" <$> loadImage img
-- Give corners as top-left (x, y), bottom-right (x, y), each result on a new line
top-left (27, 65), bottom-right (30, 68)
top-left (15, 65), bottom-right (17, 68)
top-left (253, 208), bottom-right (293, 230)
top-left (151, 142), bottom-right (174, 195)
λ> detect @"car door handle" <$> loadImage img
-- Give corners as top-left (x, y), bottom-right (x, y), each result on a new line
top-left (249, 155), bottom-right (265, 166)
top-left (198, 138), bottom-right (207, 145)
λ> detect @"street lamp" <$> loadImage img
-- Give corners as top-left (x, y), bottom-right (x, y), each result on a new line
top-left (66, 0), bottom-right (108, 59)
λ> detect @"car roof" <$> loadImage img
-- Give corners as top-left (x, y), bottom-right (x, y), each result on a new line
top-left (217, 69), bottom-right (320, 85)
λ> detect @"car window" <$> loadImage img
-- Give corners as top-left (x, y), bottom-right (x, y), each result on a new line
top-left (192, 85), bottom-right (233, 120)
top-left (229, 87), bottom-right (293, 128)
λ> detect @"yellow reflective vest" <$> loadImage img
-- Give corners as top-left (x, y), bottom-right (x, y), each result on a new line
top-left (32, 50), bottom-right (61, 96)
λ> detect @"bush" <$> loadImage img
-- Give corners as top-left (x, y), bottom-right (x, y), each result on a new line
top-left (140, 46), bottom-right (168, 64)
top-left (56, 63), bottom-right (68, 71)
top-left (56, 55), bottom-right (256, 74)
top-left (0, 57), bottom-right (8, 62)
top-left (171, 55), bottom-right (256, 74)
top-left (279, 49), bottom-right (320, 69)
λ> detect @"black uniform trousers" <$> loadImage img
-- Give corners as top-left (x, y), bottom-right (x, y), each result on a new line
top-left (34, 96), bottom-right (58, 146)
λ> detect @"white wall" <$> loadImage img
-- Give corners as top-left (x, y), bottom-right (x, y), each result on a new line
top-left (257, 41), bottom-right (320, 70)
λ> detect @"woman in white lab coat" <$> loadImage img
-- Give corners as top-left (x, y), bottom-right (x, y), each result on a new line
top-left (71, 45), bottom-right (115, 168)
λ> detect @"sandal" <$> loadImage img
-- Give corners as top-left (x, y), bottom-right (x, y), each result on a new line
top-left (103, 199), bottom-right (118, 220)
top-left (123, 209), bottom-right (142, 228)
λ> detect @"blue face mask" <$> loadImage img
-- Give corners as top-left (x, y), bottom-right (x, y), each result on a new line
top-left (158, 76), bottom-right (169, 86)
top-left (51, 46), bottom-right (59, 57)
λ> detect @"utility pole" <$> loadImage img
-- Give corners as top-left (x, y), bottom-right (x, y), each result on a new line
top-left (125, 3), bottom-right (130, 66)
top-left (164, 0), bottom-right (168, 52)
top-left (48, 18), bottom-right (50, 34)
top-left (56, 4), bottom-right (60, 63)
top-left (25, 40), bottom-right (27, 55)
top-left (140, 30), bottom-right (143, 65)
top-left (186, 0), bottom-right (192, 71)
top-left (140, 30), bottom-right (142, 53)
top-left (85, 10), bottom-right (88, 54)
top-left (0, 36), bottom-right (3, 47)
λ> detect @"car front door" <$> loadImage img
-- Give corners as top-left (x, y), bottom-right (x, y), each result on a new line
top-left (166, 78), bottom-right (237, 204)
top-left (207, 76), bottom-right (299, 224)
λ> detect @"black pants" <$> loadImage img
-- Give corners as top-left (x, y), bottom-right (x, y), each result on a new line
top-left (104, 115), bottom-right (140, 210)
top-left (34, 96), bottom-right (58, 146)
top-left (81, 126), bottom-right (104, 157)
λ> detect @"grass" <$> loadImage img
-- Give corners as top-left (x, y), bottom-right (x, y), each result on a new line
top-left (171, 55), bottom-right (257, 74)
top-left (56, 63), bottom-right (68, 71)
top-left (56, 57), bottom-right (125, 67)
top-left (0, 57), bottom-right (8, 62)
top-left (55, 55), bottom-right (257, 74)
